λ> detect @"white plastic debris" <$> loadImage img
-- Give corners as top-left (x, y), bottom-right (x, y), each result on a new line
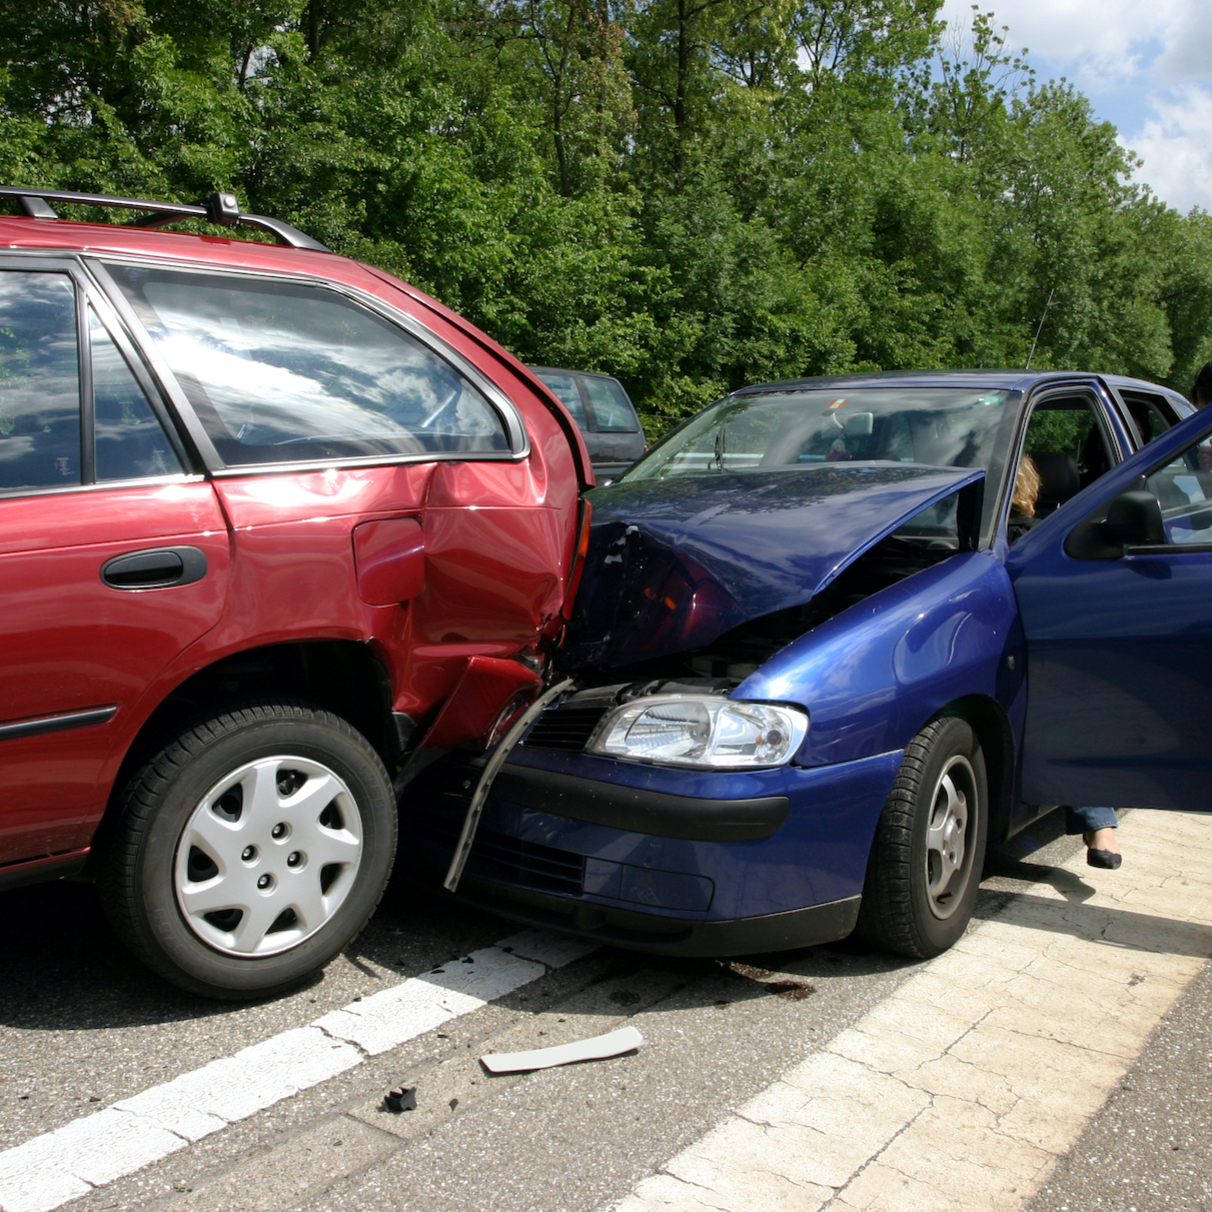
top-left (481, 1025), bottom-right (644, 1074)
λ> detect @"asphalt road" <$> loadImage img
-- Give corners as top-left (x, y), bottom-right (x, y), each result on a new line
top-left (2, 810), bottom-right (1209, 1212)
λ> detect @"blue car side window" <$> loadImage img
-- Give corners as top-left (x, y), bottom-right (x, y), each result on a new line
top-left (1146, 435), bottom-right (1212, 544)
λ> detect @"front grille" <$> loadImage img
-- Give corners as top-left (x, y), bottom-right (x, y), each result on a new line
top-left (522, 705), bottom-right (609, 752)
top-left (470, 830), bottom-right (585, 895)
top-left (414, 809), bottom-right (585, 897)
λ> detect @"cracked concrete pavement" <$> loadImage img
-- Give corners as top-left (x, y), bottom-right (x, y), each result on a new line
top-left (611, 809), bottom-right (1212, 1212)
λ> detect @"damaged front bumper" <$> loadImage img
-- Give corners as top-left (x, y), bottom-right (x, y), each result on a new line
top-left (407, 741), bottom-right (904, 957)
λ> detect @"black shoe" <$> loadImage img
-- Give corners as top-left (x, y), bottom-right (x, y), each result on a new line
top-left (1087, 848), bottom-right (1122, 870)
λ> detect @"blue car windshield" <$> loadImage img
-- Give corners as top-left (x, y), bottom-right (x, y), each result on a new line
top-left (623, 388), bottom-right (1017, 481)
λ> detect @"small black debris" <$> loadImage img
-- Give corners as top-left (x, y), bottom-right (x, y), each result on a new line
top-left (437, 1032), bottom-right (450, 1039)
top-left (449, 1097), bottom-right (459, 1110)
top-left (384, 1086), bottom-right (417, 1113)
top-left (462, 957), bottom-right (474, 964)
top-left (88, 1096), bottom-right (101, 1103)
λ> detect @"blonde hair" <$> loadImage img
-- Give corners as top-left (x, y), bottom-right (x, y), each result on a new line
top-left (1012, 455), bottom-right (1041, 518)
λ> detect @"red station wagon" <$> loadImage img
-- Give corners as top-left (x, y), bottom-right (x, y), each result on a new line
top-left (0, 187), bottom-right (591, 998)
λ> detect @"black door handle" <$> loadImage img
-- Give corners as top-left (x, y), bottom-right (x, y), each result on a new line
top-left (101, 546), bottom-right (207, 590)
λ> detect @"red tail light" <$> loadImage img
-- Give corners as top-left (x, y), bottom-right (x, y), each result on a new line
top-left (563, 498), bottom-right (593, 619)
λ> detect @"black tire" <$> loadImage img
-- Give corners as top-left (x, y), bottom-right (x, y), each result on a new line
top-left (854, 716), bottom-right (987, 958)
top-left (95, 700), bottom-right (397, 999)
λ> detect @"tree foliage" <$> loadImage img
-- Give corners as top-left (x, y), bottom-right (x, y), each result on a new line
top-left (2, 0), bottom-right (1208, 435)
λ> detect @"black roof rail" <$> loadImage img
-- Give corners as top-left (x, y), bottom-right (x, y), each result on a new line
top-left (0, 187), bottom-right (332, 253)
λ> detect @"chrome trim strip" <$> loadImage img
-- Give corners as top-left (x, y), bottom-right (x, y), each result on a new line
top-left (0, 473), bottom-right (201, 503)
top-left (0, 705), bottom-right (118, 742)
top-left (207, 450), bottom-right (524, 479)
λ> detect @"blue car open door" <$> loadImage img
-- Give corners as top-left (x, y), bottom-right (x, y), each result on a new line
top-left (1009, 404), bottom-right (1212, 811)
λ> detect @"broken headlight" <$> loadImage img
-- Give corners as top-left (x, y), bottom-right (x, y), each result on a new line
top-left (587, 695), bottom-right (808, 769)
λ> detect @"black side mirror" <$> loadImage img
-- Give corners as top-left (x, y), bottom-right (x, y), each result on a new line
top-left (1101, 490), bottom-right (1165, 547)
top-left (1065, 482), bottom-right (1165, 559)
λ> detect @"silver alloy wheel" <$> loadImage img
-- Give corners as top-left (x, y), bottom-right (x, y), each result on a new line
top-left (174, 754), bottom-right (364, 956)
top-left (924, 754), bottom-right (976, 920)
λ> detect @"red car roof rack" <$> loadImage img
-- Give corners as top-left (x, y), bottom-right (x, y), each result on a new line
top-left (0, 186), bottom-right (331, 253)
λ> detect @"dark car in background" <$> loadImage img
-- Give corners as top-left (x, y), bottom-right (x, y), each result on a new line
top-left (529, 367), bottom-right (646, 480)
top-left (418, 370), bottom-right (1211, 962)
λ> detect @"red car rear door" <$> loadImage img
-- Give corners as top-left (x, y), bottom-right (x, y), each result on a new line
top-left (0, 259), bottom-right (228, 866)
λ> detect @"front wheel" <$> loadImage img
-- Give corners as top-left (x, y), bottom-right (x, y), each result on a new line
top-left (96, 700), bottom-right (397, 999)
top-left (854, 716), bottom-right (987, 958)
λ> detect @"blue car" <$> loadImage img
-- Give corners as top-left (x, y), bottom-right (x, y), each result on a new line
top-left (414, 371), bottom-right (1210, 959)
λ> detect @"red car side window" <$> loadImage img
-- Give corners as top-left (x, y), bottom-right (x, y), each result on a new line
top-left (90, 307), bottom-right (184, 482)
top-left (0, 270), bottom-right (81, 492)
top-left (106, 264), bottom-right (512, 467)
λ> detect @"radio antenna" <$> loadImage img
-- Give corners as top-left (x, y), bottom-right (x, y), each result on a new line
top-left (1026, 288), bottom-right (1056, 370)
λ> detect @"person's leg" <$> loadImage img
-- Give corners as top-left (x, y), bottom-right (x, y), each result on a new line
top-left (1064, 806), bottom-right (1121, 867)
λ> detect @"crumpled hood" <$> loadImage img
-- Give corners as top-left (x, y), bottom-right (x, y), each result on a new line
top-left (566, 464), bottom-right (984, 668)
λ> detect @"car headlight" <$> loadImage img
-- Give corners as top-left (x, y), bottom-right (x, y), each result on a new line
top-left (587, 695), bottom-right (808, 769)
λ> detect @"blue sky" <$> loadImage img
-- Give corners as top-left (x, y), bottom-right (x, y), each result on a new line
top-left (939, 0), bottom-right (1212, 214)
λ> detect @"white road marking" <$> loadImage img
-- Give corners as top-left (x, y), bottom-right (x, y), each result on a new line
top-left (0, 929), bottom-right (595, 1212)
top-left (313, 947), bottom-right (545, 1055)
top-left (611, 810), bottom-right (1212, 1212)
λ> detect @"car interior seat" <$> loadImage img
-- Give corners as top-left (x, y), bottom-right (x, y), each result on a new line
top-left (1030, 451), bottom-right (1081, 516)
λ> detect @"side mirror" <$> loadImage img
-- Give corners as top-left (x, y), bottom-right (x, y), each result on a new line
top-left (1064, 482), bottom-right (1165, 560)
top-left (1101, 490), bottom-right (1165, 547)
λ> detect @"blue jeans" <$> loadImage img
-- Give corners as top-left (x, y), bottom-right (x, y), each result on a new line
top-left (1065, 806), bottom-right (1118, 834)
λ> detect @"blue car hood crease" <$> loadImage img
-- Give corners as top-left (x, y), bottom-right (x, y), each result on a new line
top-left (568, 464), bottom-right (985, 668)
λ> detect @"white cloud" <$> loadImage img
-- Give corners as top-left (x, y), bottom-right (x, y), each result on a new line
top-left (937, 0), bottom-right (1212, 211)
top-left (938, 0), bottom-right (1210, 89)
top-left (1122, 85), bottom-right (1212, 214)
top-left (1154, 3), bottom-right (1212, 83)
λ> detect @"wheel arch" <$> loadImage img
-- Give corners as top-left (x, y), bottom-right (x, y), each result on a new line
top-left (102, 640), bottom-right (399, 837)
top-left (935, 694), bottom-right (1014, 845)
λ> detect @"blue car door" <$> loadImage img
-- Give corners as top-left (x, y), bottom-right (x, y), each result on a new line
top-left (1008, 405), bottom-right (1212, 810)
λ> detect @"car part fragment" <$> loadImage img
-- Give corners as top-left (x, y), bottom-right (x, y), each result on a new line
top-left (443, 679), bottom-right (573, 892)
top-left (481, 1025), bottom-right (644, 1073)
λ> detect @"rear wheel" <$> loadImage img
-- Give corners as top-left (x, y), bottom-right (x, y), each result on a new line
top-left (855, 716), bottom-right (987, 958)
top-left (96, 700), bottom-right (397, 999)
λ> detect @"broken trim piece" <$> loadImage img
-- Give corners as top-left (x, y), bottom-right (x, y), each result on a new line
top-left (481, 1025), bottom-right (644, 1073)
top-left (443, 678), bottom-right (575, 892)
